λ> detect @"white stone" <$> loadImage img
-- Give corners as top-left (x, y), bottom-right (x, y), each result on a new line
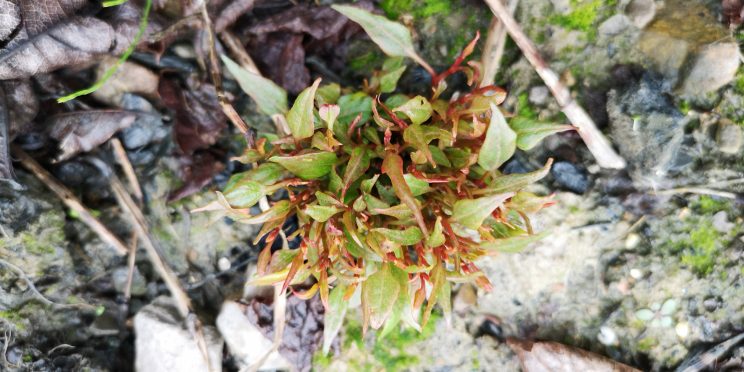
top-left (135, 297), bottom-right (223, 372)
top-left (675, 322), bottom-right (690, 339)
top-left (625, 233), bottom-right (641, 249)
top-left (598, 326), bottom-right (618, 346)
top-left (216, 301), bottom-right (292, 371)
top-left (681, 43), bottom-right (741, 97)
top-left (626, 0), bottom-right (656, 28)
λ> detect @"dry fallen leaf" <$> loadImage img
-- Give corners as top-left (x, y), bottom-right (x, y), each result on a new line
top-left (48, 111), bottom-right (138, 162)
top-left (508, 338), bottom-right (641, 372)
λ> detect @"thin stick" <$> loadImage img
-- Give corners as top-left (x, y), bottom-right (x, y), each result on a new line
top-left (199, 2), bottom-right (251, 136)
top-left (13, 147), bottom-right (129, 256)
top-left (110, 138), bottom-right (143, 203)
top-left (0, 258), bottom-right (94, 310)
top-left (219, 31), bottom-right (261, 74)
top-left (481, 0), bottom-right (519, 86)
top-left (484, 0), bottom-right (627, 169)
top-left (656, 187), bottom-right (738, 199)
top-left (123, 232), bottom-right (138, 300)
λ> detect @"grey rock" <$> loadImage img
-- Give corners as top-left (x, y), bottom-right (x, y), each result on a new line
top-left (216, 301), bottom-right (292, 371)
top-left (120, 94), bottom-right (168, 149)
top-left (608, 76), bottom-right (690, 187)
top-left (681, 43), bottom-right (741, 97)
top-left (528, 86), bottom-right (550, 106)
top-left (712, 211), bottom-right (735, 233)
top-left (111, 266), bottom-right (147, 296)
top-left (716, 120), bottom-right (743, 154)
top-left (599, 14), bottom-right (631, 36)
top-left (626, 0), bottom-right (656, 28)
top-left (639, 31), bottom-right (690, 84)
top-left (551, 161), bottom-right (590, 194)
top-left (135, 297), bottom-right (223, 372)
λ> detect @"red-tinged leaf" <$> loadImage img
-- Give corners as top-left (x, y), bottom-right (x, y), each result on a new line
top-left (507, 192), bottom-right (557, 213)
top-left (319, 270), bottom-right (329, 309)
top-left (393, 96), bottom-right (432, 125)
top-left (382, 151), bottom-right (428, 235)
top-left (236, 200), bottom-right (292, 225)
top-left (371, 203), bottom-right (413, 220)
top-left (282, 244), bottom-right (306, 293)
top-left (257, 245), bottom-right (272, 275)
top-left (287, 78), bottom-right (321, 140)
top-left (371, 227), bottom-right (423, 245)
top-left (341, 145), bottom-right (371, 198)
top-left (474, 158), bottom-right (554, 195)
top-left (478, 104), bottom-right (516, 171)
top-left (427, 216), bottom-right (445, 248)
top-left (362, 263), bottom-right (400, 330)
top-left (269, 249), bottom-right (300, 273)
top-left (305, 204), bottom-right (343, 222)
top-left (452, 192), bottom-right (514, 230)
top-left (293, 283), bottom-right (319, 299)
top-left (422, 262), bottom-right (446, 327)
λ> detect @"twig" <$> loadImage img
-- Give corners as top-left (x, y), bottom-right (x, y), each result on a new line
top-left (123, 233), bottom-right (139, 300)
top-left (199, 2), bottom-right (251, 136)
top-left (0, 258), bottom-right (94, 310)
top-left (110, 138), bottom-right (143, 203)
top-left (219, 31), bottom-right (261, 74)
top-left (1, 320), bottom-right (17, 369)
top-left (481, 0), bottom-right (519, 86)
top-left (655, 187), bottom-right (738, 199)
top-left (12, 147), bottom-right (129, 256)
top-left (484, 0), bottom-right (627, 169)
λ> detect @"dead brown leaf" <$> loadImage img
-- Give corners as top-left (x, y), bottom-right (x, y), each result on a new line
top-left (167, 151), bottom-right (224, 201)
top-left (214, 0), bottom-right (255, 32)
top-left (48, 110), bottom-right (138, 162)
top-left (508, 338), bottom-right (641, 372)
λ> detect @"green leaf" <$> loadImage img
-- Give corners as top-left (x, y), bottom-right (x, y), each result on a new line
top-left (371, 204), bottom-right (413, 220)
top-left (403, 174), bottom-right (431, 196)
top-left (427, 217), bottom-right (445, 248)
top-left (478, 232), bottom-right (548, 253)
top-left (510, 117), bottom-right (574, 150)
top-left (507, 191), bottom-right (556, 213)
top-left (342, 146), bottom-right (371, 198)
top-left (403, 124), bottom-right (451, 166)
top-left (371, 227), bottom-right (424, 245)
top-left (269, 152), bottom-right (338, 180)
top-left (360, 174), bottom-right (380, 194)
top-left (287, 78), bottom-right (321, 140)
top-left (315, 191), bottom-right (344, 207)
top-left (223, 180), bottom-right (265, 208)
top-left (316, 83), bottom-right (341, 106)
top-left (323, 284), bottom-right (349, 354)
top-left (445, 147), bottom-right (473, 169)
top-left (236, 200), bottom-right (291, 225)
top-left (380, 65), bottom-right (407, 93)
top-left (362, 263), bottom-right (400, 329)
top-left (429, 145), bottom-right (451, 167)
top-left (478, 104), bottom-right (517, 171)
top-left (475, 158), bottom-right (553, 195)
top-left (382, 152), bottom-right (428, 235)
top-left (337, 93), bottom-right (373, 125)
top-left (452, 193), bottom-right (514, 229)
top-left (394, 96), bottom-right (432, 125)
top-left (332, 5), bottom-right (420, 59)
top-left (422, 262), bottom-right (445, 326)
top-left (225, 163), bottom-right (285, 189)
top-left (305, 205), bottom-right (343, 222)
top-left (222, 55), bottom-right (287, 116)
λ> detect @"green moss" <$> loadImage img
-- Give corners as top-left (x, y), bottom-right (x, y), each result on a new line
top-left (0, 310), bottom-right (27, 332)
top-left (517, 93), bottom-right (538, 120)
top-left (694, 195), bottom-right (729, 214)
top-left (550, 0), bottom-right (617, 41)
top-left (637, 337), bottom-right (657, 352)
top-left (681, 223), bottom-right (719, 275)
top-left (380, 0), bottom-right (453, 19)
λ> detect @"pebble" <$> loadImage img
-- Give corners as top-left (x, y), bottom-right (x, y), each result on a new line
top-left (681, 43), bottom-right (741, 97)
top-left (528, 86), bottom-right (550, 106)
top-left (716, 121), bottom-right (743, 155)
top-left (625, 233), bottom-right (641, 249)
top-left (626, 0), bottom-right (656, 28)
top-left (599, 14), bottom-right (631, 36)
top-left (551, 161), bottom-right (590, 194)
top-left (675, 322), bottom-right (690, 339)
top-left (598, 326), bottom-right (618, 346)
top-left (218, 257), bottom-right (232, 272)
top-left (630, 268), bottom-right (643, 279)
top-left (712, 211), bottom-right (735, 233)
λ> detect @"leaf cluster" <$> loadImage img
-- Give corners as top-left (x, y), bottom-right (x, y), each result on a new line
top-left (198, 5), bottom-right (568, 351)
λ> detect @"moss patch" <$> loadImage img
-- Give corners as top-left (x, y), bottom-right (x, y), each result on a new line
top-left (380, 0), bottom-right (452, 19)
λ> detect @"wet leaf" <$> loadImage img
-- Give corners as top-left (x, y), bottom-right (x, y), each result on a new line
top-left (508, 339), bottom-right (641, 372)
top-left (305, 204), bottom-right (342, 222)
top-left (48, 111), bottom-right (137, 161)
top-left (223, 180), bottom-right (265, 208)
top-left (452, 193), bottom-right (514, 229)
top-left (363, 263), bottom-right (400, 330)
top-left (323, 284), bottom-right (349, 354)
top-left (371, 227), bottom-right (424, 245)
top-left (270, 151), bottom-right (338, 180)
top-left (510, 117), bottom-right (574, 150)
top-left (478, 104), bottom-right (517, 171)
top-left (382, 152), bottom-right (428, 235)
top-left (222, 55), bottom-right (288, 116)
top-left (341, 145), bottom-right (371, 198)
top-left (475, 158), bottom-right (554, 195)
top-left (479, 232), bottom-right (548, 253)
top-left (287, 78), bottom-right (321, 140)
top-left (332, 5), bottom-right (422, 62)
top-left (394, 96), bottom-right (432, 125)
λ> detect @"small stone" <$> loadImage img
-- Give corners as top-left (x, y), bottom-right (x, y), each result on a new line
top-left (112, 267), bottom-right (147, 296)
top-left (218, 257), bottom-right (231, 272)
top-left (599, 14), bottom-right (631, 36)
top-left (135, 297), bottom-right (223, 372)
top-left (675, 322), bottom-right (690, 339)
top-left (625, 233), bottom-right (641, 249)
top-left (528, 86), bottom-right (550, 106)
top-left (626, 0), bottom-right (656, 28)
top-left (216, 301), bottom-right (292, 371)
top-left (630, 268), bottom-right (643, 279)
top-left (598, 326), bottom-right (618, 346)
top-left (716, 121), bottom-right (743, 154)
top-left (551, 161), bottom-right (590, 194)
top-left (703, 298), bottom-right (720, 312)
top-left (681, 43), bottom-right (741, 97)
top-left (712, 211), bottom-right (735, 233)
